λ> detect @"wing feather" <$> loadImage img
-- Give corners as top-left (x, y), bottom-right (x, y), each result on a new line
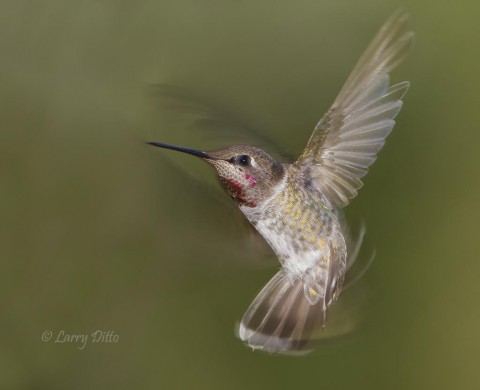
top-left (297, 12), bottom-right (414, 207)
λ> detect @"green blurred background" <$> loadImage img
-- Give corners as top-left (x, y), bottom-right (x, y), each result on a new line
top-left (2, 0), bottom-right (480, 388)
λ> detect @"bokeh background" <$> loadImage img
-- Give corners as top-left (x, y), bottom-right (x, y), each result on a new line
top-left (2, 0), bottom-right (480, 389)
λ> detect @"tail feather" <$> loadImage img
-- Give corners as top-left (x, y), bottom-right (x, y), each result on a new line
top-left (238, 222), bottom-right (370, 354)
top-left (238, 270), bottom-right (327, 354)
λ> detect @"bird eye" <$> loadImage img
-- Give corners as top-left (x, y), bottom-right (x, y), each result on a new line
top-left (237, 155), bottom-right (251, 166)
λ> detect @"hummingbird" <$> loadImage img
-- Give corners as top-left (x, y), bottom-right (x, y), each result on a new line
top-left (148, 12), bottom-right (413, 353)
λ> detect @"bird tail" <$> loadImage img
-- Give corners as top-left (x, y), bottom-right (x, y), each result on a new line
top-left (237, 270), bottom-right (327, 354)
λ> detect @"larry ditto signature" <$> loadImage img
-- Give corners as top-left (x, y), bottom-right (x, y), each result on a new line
top-left (41, 329), bottom-right (119, 350)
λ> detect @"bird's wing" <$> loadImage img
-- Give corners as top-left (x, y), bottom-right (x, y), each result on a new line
top-left (296, 12), bottom-right (414, 208)
top-left (149, 84), bottom-right (293, 162)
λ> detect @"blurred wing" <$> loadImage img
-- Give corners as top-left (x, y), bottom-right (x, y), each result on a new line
top-left (149, 84), bottom-right (293, 161)
top-left (148, 85), bottom-right (279, 266)
top-left (297, 12), bottom-right (414, 207)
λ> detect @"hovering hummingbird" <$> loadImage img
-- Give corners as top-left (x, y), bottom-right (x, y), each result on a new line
top-left (149, 12), bottom-right (413, 353)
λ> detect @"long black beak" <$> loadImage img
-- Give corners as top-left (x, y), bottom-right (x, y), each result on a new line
top-left (147, 142), bottom-right (216, 160)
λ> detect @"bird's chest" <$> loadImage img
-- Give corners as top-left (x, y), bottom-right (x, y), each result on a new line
top-left (243, 185), bottom-right (338, 276)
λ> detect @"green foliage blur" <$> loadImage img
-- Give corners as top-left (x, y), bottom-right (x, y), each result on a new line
top-left (1, 0), bottom-right (480, 389)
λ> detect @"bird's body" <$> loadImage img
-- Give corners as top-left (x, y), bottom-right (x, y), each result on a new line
top-left (149, 11), bottom-right (414, 353)
top-left (238, 164), bottom-right (348, 350)
top-left (240, 163), bottom-right (346, 306)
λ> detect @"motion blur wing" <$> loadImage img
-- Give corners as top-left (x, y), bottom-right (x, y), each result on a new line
top-left (149, 84), bottom-right (292, 161)
top-left (148, 85), bottom-right (282, 265)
